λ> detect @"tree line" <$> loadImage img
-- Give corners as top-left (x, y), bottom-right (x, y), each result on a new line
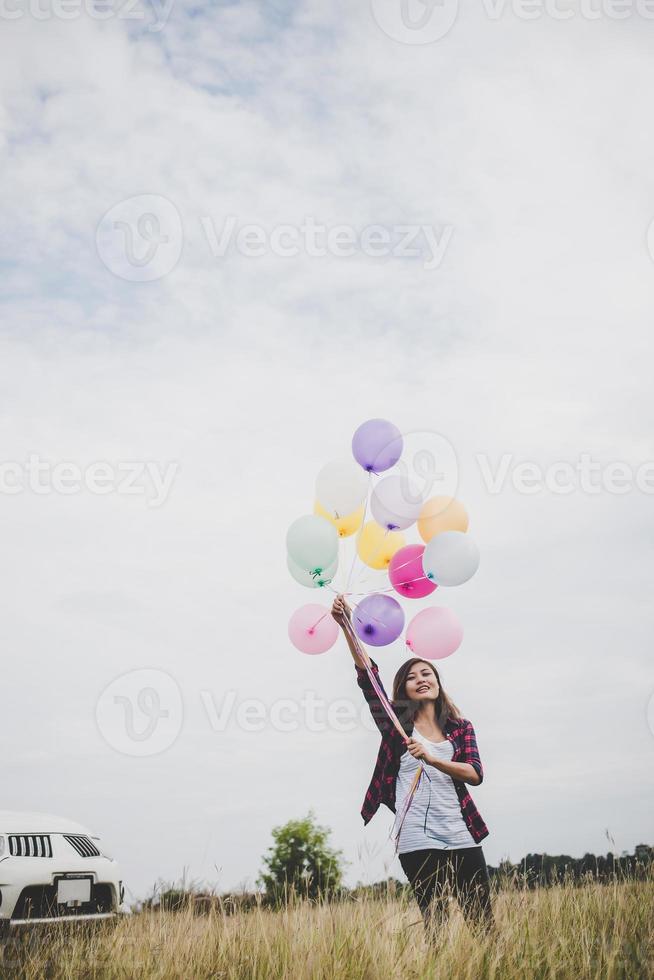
top-left (489, 844), bottom-right (653, 888)
top-left (142, 814), bottom-right (653, 914)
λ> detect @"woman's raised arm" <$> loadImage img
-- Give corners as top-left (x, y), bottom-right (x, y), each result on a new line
top-left (331, 595), bottom-right (394, 736)
top-left (331, 594), bottom-right (367, 668)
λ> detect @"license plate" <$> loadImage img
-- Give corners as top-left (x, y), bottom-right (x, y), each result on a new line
top-left (57, 878), bottom-right (91, 905)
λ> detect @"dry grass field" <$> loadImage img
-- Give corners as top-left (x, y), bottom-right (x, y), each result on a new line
top-left (0, 877), bottom-right (651, 979)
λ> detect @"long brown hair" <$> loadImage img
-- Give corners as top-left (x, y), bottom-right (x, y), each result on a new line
top-left (392, 658), bottom-right (461, 736)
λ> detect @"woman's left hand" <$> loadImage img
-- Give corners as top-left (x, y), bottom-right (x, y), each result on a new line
top-left (406, 738), bottom-right (435, 766)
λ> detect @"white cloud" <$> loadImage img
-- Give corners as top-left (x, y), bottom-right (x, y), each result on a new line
top-left (0, 2), bottom-right (652, 896)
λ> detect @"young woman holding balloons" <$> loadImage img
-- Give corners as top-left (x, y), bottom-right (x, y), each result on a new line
top-left (286, 418), bottom-right (490, 936)
top-left (330, 593), bottom-right (494, 940)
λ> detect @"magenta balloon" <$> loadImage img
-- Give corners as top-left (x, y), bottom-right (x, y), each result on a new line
top-left (352, 419), bottom-right (403, 473)
top-left (353, 593), bottom-right (405, 647)
top-left (288, 604), bottom-right (339, 655)
top-left (388, 544), bottom-right (437, 599)
top-left (405, 607), bottom-right (463, 660)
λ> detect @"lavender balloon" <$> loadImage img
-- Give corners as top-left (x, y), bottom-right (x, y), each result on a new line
top-left (353, 593), bottom-right (405, 647)
top-left (352, 418), bottom-right (403, 473)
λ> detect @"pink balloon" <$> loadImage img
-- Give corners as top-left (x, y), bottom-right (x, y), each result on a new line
top-left (405, 607), bottom-right (463, 660)
top-left (388, 544), bottom-right (437, 599)
top-left (288, 603), bottom-right (339, 655)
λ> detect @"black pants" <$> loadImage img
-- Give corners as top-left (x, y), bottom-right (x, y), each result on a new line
top-left (399, 847), bottom-right (493, 937)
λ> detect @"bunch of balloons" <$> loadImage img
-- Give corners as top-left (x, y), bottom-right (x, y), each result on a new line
top-left (286, 418), bottom-right (479, 660)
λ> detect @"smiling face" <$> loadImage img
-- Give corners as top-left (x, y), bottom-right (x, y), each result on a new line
top-left (404, 661), bottom-right (440, 702)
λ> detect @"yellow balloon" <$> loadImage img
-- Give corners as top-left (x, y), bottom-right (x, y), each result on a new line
top-left (418, 496), bottom-right (469, 543)
top-left (357, 521), bottom-right (405, 569)
top-left (314, 501), bottom-right (365, 538)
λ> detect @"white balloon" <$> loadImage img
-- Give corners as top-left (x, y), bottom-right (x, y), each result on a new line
top-left (287, 555), bottom-right (338, 589)
top-left (370, 475), bottom-right (423, 531)
top-left (422, 531), bottom-right (480, 586)
top-left (315, 460), bottom-right (369, 518)
top-left (286, 515), bottom-right (338, 573)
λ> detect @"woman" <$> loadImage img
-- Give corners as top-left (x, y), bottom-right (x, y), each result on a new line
top-left (331, 594), bottom-right (493, 938)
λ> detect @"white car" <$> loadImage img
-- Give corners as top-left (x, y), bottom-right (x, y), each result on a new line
top-left (0, 811), bottom-right (124, 932)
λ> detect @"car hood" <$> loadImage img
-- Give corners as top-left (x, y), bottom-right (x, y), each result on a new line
top-left (0, 811), bottom-right (95, 836)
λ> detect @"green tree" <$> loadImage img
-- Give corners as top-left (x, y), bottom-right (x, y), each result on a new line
top-left (258, 811), bottom-right (344, 904)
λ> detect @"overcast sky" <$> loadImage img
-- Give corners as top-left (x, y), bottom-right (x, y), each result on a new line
top-left (1, 1), bottom-right (653, 902)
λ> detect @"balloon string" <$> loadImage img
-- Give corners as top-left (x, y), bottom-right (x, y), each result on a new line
top-left (326, 569), bottom-right (430, 603)
top-left (307, 610), bottom-right (331, 632)
top-left (310, 594), bottom-right (396, 635)
top-left (349, 527), bottom-right (389, 594)
top-left (326, 584), bottom-right (392, 601)
top-left (337, 536), bottom-right (347, 593)
top-left (327, 585), bottom-right (382, 597)
top-left (342, 617), bottom-right (408, 742)
top-left (340, 614), bottom-right (423, 846)
top-left (351, 532), bottom-right (432, 595)
top-left (345, 621), bottom-right (390, 710)
top-left (390, 553), bottom-right (426, 574)
top-left (369, 572), bottom-right (432, 593)
top-left (391, 765), bottom-right (425, 853)
top-left (357, 528), bottom-right (389, 581)
top-left (346, 571), bottom-right (380, 591)
top-left (388, 554), bottom-right (415, 573)
top-left (351, 561), bottom-right (432, 593)
top-left (345, 472), bottom-right (372, 594)
top-left (323, 591), bottom-right (396, 632)
top-left (346, 596), bottom-right (397, 632)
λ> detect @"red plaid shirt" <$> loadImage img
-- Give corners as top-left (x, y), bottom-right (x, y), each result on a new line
top-left (356, 658), bottom-right (489, 844)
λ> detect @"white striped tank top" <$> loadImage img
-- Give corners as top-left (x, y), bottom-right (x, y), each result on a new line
top-left (394, 727), bottom-right (480, 854)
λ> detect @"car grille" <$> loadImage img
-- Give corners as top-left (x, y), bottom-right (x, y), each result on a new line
top-left (8, 835), bottom-right (53, 858)
top-left (12, 883), bottom-right (114, 920)
top-left (64, 835), bottom-right (101, 858)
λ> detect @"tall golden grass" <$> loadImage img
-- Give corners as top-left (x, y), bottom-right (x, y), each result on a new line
top-left (1, 877), bottom-right (651, 979)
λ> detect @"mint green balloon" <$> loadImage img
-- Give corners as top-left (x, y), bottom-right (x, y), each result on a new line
top-left (287, 554), bottom-right (337, 589)
top-left (286, 515), bottom-right (338, 574)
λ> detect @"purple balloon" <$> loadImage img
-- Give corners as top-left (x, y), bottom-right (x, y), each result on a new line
top-left (352, 419), bottom-right (403, 474)
top-left (353, 594), bottom-right (405, 647)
